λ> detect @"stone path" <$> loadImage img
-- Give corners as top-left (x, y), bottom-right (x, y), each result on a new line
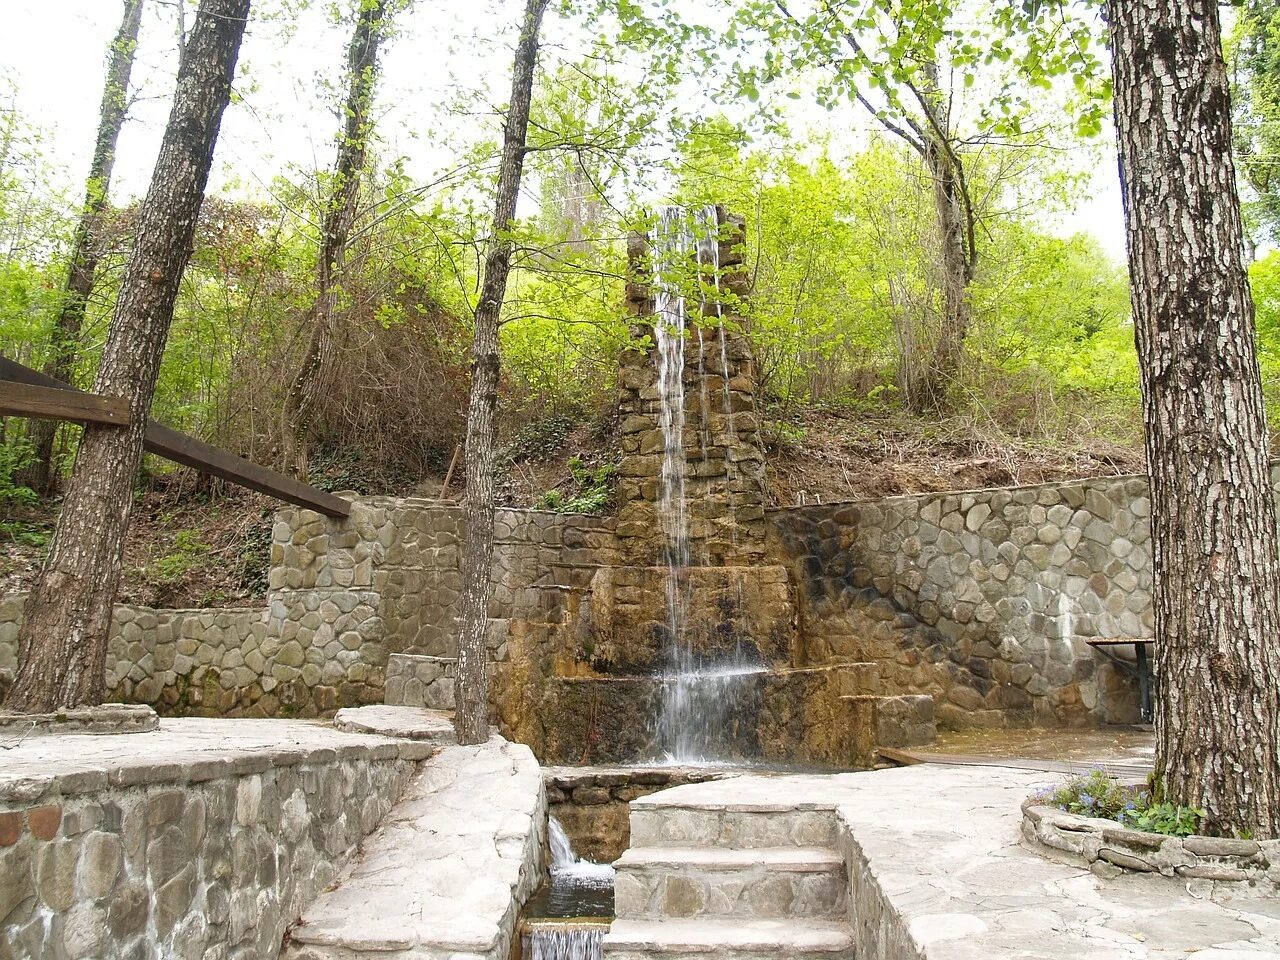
top-left (282, 735), bottom-right (546, 960)
top-left (606, 765), bottom-right (1280, 960)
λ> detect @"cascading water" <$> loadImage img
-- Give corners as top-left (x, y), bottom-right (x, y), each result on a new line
top-left (548, 816), bottom-right (614, 887)
top-left (525, 924), bottom-right (604, 960)
top-left (522, 817), bottom-right (611, 960)
top-left (651, 205), bottom-right (762, 763)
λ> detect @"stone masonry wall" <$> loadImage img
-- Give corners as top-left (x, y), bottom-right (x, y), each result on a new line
top-left (616, 208), bottom-right (768, 567)
top-left (1, 500), bottom-right (617, 718)
top-left (0, 725), bottom-right (425, 960)
top-left (0, 596), bottom-right (262, 712)
top-left (769, 474), bottom-right (1158, 728)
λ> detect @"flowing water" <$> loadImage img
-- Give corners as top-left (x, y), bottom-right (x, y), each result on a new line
top-left (524, 924), bottom-right (605, 960)
top-left (650, 205), bottom-right (761, 763)
top-left (522, 817), bottom-right (611, 960)
top-left (547, 816), bottom-right (614, 887)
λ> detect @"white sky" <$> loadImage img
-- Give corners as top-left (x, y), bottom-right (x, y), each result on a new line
top-left (0, 0), bottom-right (1129, 259)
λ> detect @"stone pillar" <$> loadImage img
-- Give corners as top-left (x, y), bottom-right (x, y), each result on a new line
top-left (615, 207), bottom-right (768, 567)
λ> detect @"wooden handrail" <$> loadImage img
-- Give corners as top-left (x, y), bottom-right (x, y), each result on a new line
top-left (0, 357), bottom-right (352, 518)
top-left (0, 381), bottom-right (131, 426)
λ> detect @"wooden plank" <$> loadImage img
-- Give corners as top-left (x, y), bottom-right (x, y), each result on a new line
top-left (143, 422), bottom-right (351, 517)
top-left (0, 357), bottom-right (351, 517)
top-left (0, 381), bottom-right (131, 426)
top-left (878, 747), bottom-right (1152, 777)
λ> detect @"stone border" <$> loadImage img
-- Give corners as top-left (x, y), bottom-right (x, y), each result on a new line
top-left (0, 703), bottom-right (158, 739)
top-left (1021, 798), bottom-right (1279, 895)
top-left (0, 727), bottom-right (434, 806)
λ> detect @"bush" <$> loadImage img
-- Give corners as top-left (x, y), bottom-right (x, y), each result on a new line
top-left (1032, 770), bottom-right (1205, 838)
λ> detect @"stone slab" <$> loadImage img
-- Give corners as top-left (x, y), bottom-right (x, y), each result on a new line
top-left (606, 918), bottom-right (854, 954)
top-left (0, 717), bottom-right (433, 805)
top-left (621, 765), bottom-right (1280, 959)
top-left (283, 737), bottom-right (546, 960)
top-left (0, 703), bottom-right (158, 739)
top-left (333, 705), bottom-right (457, 745)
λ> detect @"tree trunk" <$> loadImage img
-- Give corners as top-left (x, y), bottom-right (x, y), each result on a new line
top-left (280, 0), bottom-right (389, 478)
top-left (920, 143), bottom-right (974, 410)
top-left (454, 0), bottom-right (550, 745)
top-left (22, 0), bottom-right (144, 494)
top-left (3, 0), bottom-right (250, 713)
top-left (1108, 0), bottom-right (1280, 838)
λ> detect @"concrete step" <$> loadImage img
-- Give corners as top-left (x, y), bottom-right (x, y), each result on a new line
top-left (603, 918), bottom-right (855, 959)
top-left (629, 804), bottom-right (839, 850)
top-left (614, 846), bottom-right (847, 920)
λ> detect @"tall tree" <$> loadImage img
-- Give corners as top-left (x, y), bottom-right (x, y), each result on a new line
top-left (22, 0), bottom-right (145, 493)
top-left (706, 0), bottom-right (1107, 412)
top-left (454, 0), bottom-right (551, 745)
top-left (280, 0), bottom-right (393, 478)
top-left (1108, 0), bottom-right (1280, 838)
top-left (3, 0), bottom-right (251, 713)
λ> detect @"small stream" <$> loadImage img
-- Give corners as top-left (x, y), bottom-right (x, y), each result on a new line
top-left (521, 817), bottom-right (613, 960)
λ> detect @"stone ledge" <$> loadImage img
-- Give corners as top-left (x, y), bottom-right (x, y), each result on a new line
top-left (1021, 799), bottom-right (1279, 896)
top-left (333, 704), bottom-right (457, 745)
top-left (0, 703), bottom-right (158, 739)
top-left (0, 717), bottom-right (434, 805)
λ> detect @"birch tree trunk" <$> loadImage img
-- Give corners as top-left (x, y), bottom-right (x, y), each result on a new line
top-left (22, 0), bottom-right (144, 494)
top-left (280, 0), bottom-right (390, 478)
top-left (3, 0), bottom-right (250, 713)
top-left (1108, 0), bottom-right (1280, 838)
top-left (454, 0), bottom-right (550, 745)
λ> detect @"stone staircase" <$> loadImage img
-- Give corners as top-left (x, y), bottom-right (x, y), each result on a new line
top-left (604, 802), bottom-right (855, 959)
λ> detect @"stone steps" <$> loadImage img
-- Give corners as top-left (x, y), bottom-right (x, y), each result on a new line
top-left (606, 801), bottom-right (854, 959)
top-left (614, 846), bottom-right (847, 920)
top-left (604, 918), bottom-right (855, 959)
top-left (630, 804), bottom-right (840, 850)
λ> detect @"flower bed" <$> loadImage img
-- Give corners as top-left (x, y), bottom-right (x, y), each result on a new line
top-left (1020, 796), bottom-right (1280, 896)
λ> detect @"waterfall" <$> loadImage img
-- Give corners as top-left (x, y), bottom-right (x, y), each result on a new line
top-left (650, 205), bottom-right (760, 763)
top-left (548, 816), bottom-right (614, 886)
top-left (524, 923), bottom-right (605, 960)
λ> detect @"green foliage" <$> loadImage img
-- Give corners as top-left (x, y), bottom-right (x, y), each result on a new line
top-left (537, 456), bottom-right (617, 514)
top-left (0, 437), bottom-right (37, 511)
top-left (144, 530), bottom-right (211, 587)
top-left (1229, 1), bottom-right (1280, 244)
top-left (1124, 802), bottom-right (1205, 839)
top-left (1034, 771), bottom-right (1206, 838)
top-left (1037, 770), bottom-right (1138, 820)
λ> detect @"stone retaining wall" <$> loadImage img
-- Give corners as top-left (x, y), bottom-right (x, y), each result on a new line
top-left (0, 595), bottom-right (262, 712)
top-left (0, 721), bottom-right (428, 960)
top-left (1021, 801), bottom-right (1279, 894)
top-left (1, 500), bottom-right (617, 719)
top-left (769, 473), bottom-right (1165, 727)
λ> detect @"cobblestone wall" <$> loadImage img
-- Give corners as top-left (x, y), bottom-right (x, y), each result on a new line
top-left (0, 596), bottom-right (262, 711)
top-left (1, 500), bottom-right (618, 718)
top-left (769, 474), bottom-right (1157, 727)
top-left (0, 726), bottom-right (423, 960)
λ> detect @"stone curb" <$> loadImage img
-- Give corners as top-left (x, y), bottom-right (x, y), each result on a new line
top-left (1020, 798), bottom-right (1280, 897)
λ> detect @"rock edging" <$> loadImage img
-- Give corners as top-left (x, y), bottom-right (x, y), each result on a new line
top-left (1020, 798), bottom-right (1280, 896)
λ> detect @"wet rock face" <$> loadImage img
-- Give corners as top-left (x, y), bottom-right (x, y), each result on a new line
top-left (769, 476), bottom-right (1164, 728)
top-left (616, 214), bottom-right (769, 570)
top-left (578, 565), bottom-right (797, 674)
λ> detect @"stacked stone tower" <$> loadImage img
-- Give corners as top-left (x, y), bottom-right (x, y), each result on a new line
top-left (614, 207), bottom-right (769, 567)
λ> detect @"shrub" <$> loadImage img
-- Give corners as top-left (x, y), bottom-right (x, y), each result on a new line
top-left (1032, 770), bottom-right (1206, 838)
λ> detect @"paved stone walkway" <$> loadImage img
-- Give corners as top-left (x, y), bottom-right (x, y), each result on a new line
top-left (613, 765), bottom-right (1280, 959)
top-left (283, 735), bottom-right (546, 960)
